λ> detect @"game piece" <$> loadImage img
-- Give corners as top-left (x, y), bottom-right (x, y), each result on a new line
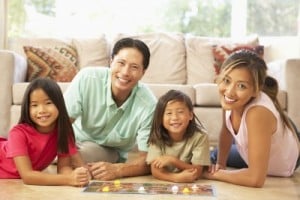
top-left (192, 184), bottom-right (198, 190)
top-left (171, 185), bottom-right (179, 194)
top-left (182, 187), bottom-right (190, 194)
top-left (114, 180), bottom-right (121, 187)
top-left (102, 186), bottom-right (110, 192)
top-left (138, 186), bottom-right (146, 193)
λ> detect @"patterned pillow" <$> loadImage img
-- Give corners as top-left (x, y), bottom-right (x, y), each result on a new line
top-left (212, 44), bottom-right (264, 75)
top-left (24, 45), bottom-right (79, 82)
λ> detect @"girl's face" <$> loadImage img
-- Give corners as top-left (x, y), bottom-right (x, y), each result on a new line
top-left (110, 47), bottom-right (145, 101)
top-left (163, 100), bottom-right (193, 142)
top-left (218, 67), bottom-right (256, 113)
top-left (29, 88), bottom-right (59, 133)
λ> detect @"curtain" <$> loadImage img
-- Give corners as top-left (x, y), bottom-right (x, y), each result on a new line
top-left (0, 0), bottom-right (7, 49)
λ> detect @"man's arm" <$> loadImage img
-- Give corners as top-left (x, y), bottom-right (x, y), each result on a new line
top-left (89, 151), bottom-right (150, 180)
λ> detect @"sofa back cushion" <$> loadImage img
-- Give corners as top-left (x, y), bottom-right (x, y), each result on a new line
top-left (113, 33), bottom-right (187, 84)
top-left (185, 35), bottom-right (259, 85)
top-left (8, 38), bottom-right (73, 56)
top-left (72, 35), bottom-right (110, 68)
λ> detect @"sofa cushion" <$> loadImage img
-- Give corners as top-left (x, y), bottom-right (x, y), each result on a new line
top-left (113, 33), bottom-right (187, 84)
top-left (185, 35), bottom-right (259, 85)
top-left (12, 82), bottom-right (71, 105)
top-left (194, 83), bottom-right (220, 106)
top-left (9, 38), bottom-right (73, 56)
top-left (212, 44), bottom-right (264, 75)
top-left (72, 36), bottom-right (110, 68)
top-left (193, 83), bottom-right (287, 110)
top-left (24, 45), bottom-right (79, 82)
top-left (146, 83), bottom-right (195, 105)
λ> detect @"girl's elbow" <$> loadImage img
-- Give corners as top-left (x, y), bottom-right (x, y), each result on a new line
top-left (21, 176), bottom-right (34, 185)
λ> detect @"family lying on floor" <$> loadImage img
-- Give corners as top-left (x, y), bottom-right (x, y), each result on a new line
top-left (0, 38), bottom-right (299, 188)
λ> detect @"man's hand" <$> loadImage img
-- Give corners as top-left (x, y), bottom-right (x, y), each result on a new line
top-left (88, 162), bottom-right (121, 180)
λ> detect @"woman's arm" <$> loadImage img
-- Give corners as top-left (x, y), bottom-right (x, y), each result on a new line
top-left (14, 155), bottom-right (89, 186)
top-left (204, 106), bottom-right (275, 187)
top-left (216, 112), bottom-right (234, 169)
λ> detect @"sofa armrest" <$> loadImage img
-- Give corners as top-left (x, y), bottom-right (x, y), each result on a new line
top-left (0, 50), bottom-right (27, 137)
top-left (284, 59), bottom-right (300, 128)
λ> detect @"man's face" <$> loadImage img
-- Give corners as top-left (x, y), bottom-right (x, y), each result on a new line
top-left (110, 47), bottom-right (145, 100)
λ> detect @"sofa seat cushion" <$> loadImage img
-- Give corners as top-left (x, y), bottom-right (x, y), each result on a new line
top-left (146, 83), bottom-right (195, 105)
top-left (194, 83), bottom-right (220, 106)
top-left (12, 82), bottom-right (71, 105)
top-left (194, 83), bottom-right (287, 110)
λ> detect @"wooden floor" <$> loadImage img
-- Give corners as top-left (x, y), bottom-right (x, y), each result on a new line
top-left (1, 166), bottom-right (299, 200)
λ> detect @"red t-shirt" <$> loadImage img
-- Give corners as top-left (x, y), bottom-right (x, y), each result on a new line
top-left (0, 123), bottom-right (77, 178)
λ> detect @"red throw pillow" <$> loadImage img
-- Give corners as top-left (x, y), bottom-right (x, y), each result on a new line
top-left (212, 44), bottom-right (264, 75)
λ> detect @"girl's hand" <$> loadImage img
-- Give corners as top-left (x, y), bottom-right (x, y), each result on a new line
top-left (151, 156), bottom-right (174, 169)
top-left (175, 168), bottom-right (198, 183)
top-left (70, 167), bottom-right (90, 187)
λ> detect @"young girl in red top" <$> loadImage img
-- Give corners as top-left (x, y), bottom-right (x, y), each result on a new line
top-left (0, 78), bottom-right (90, 186)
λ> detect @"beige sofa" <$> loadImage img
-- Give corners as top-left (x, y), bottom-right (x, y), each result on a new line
top-left (0, 33), bottom-right (300, 147)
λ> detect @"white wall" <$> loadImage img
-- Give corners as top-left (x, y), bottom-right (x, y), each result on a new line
top-left (260, 36), bottom-right (300, 63)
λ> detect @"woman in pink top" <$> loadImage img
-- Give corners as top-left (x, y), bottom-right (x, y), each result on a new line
top-left (0, 78), bottom-right (90, 186)
top-left (204, 50), bottom-right (300, 187)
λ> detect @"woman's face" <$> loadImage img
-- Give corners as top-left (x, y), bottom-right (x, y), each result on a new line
top-left (162, 100), bottom-right (193, 142)
top-left (218, 67), bottom-right (256, 113)
top-left (110, 47), bottom-right (145, 101)
top-left (29, 88), bottom-right (59, 133)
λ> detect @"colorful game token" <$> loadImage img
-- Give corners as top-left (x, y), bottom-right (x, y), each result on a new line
top-left (138, 186), bottom-right (146, 193)
top-left (102, 186), bottom-right (110, 192)
top-left (192, 184), bottom-right (198, 190)
top-left (171, 185), bottom-right (179, 194)
top-left (182, 187), bottom-right (190, 194)
top-left (114, 180), bottom-right (121, 187)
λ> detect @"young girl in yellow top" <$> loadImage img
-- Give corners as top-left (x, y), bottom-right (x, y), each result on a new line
top-left (146, 90), bottom-right (211, 183)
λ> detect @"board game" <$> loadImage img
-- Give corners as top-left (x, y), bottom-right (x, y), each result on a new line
top-left (83, 180), bottom-right (214, 196)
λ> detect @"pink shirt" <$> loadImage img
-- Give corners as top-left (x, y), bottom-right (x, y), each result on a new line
top-left (225, 92), bottom-right (299, 177)
top-left (0, 123), bottom-right (77, 178)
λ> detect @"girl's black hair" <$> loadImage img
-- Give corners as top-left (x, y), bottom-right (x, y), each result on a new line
top-left (19, 77), bottom-right (74, 153)
top-left (148, 90), bottom-right (206, 151)
top-left (111, 37), bottom-right (150, 70)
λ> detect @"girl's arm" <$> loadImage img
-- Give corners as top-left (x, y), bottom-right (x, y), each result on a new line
top-left (204, 106), bottom-right (275, 187)
top-left (13, 154), bottom-right (89, 186)
top-left (150, 155), bottom-right (203, 182)
top-left (150, 162), bottom-right (200, 183)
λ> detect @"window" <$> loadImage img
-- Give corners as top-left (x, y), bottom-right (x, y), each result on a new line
top-left (6, 0), bottom-right (300, 40)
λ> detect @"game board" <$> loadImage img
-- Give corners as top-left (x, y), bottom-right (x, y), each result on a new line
top-left (83, 180), bottom-right (214, 196)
